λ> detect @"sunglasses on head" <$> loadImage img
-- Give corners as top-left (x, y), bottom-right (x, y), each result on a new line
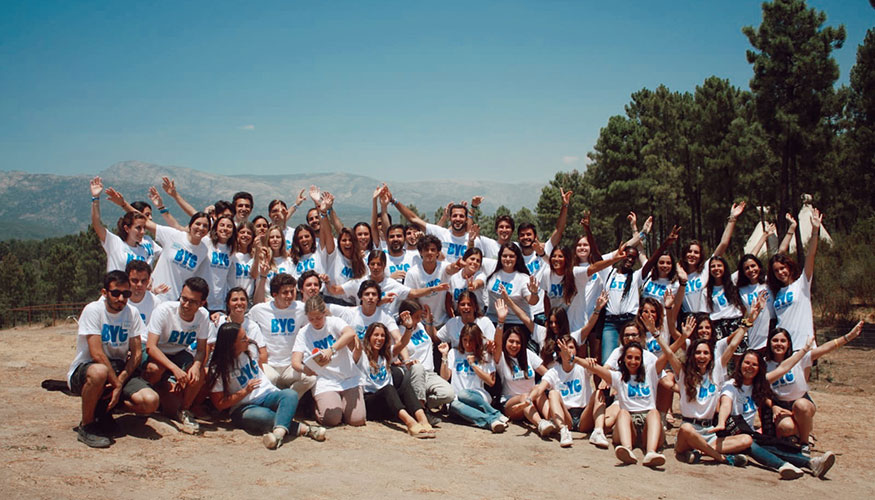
top-left (108, 289), bottom-right (132, 298)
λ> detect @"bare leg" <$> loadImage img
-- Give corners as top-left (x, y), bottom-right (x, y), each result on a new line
top-left (80, 364), bottom-right (110, 425)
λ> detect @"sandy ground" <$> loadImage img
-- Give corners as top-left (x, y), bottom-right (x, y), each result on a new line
top-left (2, 322), bottom-right (874, 500)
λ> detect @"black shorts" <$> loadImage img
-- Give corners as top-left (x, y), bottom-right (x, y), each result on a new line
top-left (569, 407), bottom-right (585, 430)
top-left (70, 361), bottom-right (152, 400)
top-left (773, 392), bottom-right (815, 411)
top-left (142, 349), bottom-right (195, 383)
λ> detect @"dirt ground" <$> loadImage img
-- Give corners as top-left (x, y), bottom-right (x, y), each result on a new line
top-left (2, 323), bottom-right (874, 500)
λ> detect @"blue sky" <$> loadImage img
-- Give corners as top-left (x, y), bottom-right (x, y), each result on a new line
top-left (1, 0), bottom-right (872, 181)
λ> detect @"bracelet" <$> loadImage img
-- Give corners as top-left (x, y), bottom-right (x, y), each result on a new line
top-left (156, 205), bottom-right (166, 211)
top-left (638, 231), bottom-right (646, 240)
top-left (423, 321), bottom-right (433, 326)
top-left (390, 198), bottom-right (397, 205)
top-left (91, 196), bottom-right (99, 202)
top-left (496, 322), bottom-right (505, 329)
top-left (441, 356), bottom-right (448, 363)
top-left (159, 207), bottom-right (169, 214)
top-left (678, 280), bottom-right (687, 286)
top-left (727, 216), bottom-right (737, 222)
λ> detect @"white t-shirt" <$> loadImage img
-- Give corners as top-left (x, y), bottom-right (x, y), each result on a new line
top-left (425, 223), bottom-right (471, 261)
top-left (436, 316), bottom-right (496, 348)
top-left (485, 270), bottom-right (533, 324)
top-left (677, 357), bottom-right (726, 419)
top-left (341, 276), bottom-right (411, 317)
top-left (357, 354), bottom-right (392, 393)
top-left (141, 234), bottom-right (161, 261)
top-left (405, 322), bottom-right (435, 371)
top-left (227, 252), bottom-right (256, 298)
top-left (447, 348), bottom-right (495, 403)
top-left (604, 268), bottom-right (643, 316)
top-left (521, 246), bottom-right (550, 318)
top-left (405, 261), bottom-right (450, 325)
top-left (130, 292), bottom-right (164, 340)
top-left (738, 283), bottom-right (771, 350)
top-left (249, 300), bottom-right (305, 367)
top-left (605, 347), bottom-right (659, 372)
top-left (682, 259), bottom-right (711, 314)
top-left (769, 273), bottom-right (814, 349)
top-left (263, 256), bottom-right (294, 296)
top-left (641, 276), bottom-right (679, 303)
top-left (101, 231), bottom-right (151, 273)
top-left (292, 316), bottom-right (360, 395)
top-left (68, 299), bottom-right (146, 387)
top-left (324, 250), bottom-right (361, 302)
top-left (210, 345), bottom-right (277, 409)
top-left (330, 304), bottom-right (400, 341)
top-left (207, 314), bottom-right (266, 348)
top-left (203, 239), bottom-right (233, 310)
top-left (707, 285), bottom-right (744, 320)
top-left (767, 352), bottom-right (812, 401)
top-left (448, 269), bottom-right (488, 311)
top-left (567, 264), bottom-right (606, 331)
top-left (151, 225), bottom-right (209, 299)
top-left (531, 324), bottom-right (583, 350)
top-left (721, 380), bottom-right (757, 429)
top-left (291, 248), bottom-right (328, 280)
top-left (542, 363), bottom-right (593, 409)
top-left (496, 350), bottom-right (543, 398)
top-left (147, 301), bottom-right (210, 356)
top-left (386, 250), bottom-right (418, 282)
top-left (610, 363), bottom-right (658, 412)
top-left (539, 269), bottom-right (572, 312)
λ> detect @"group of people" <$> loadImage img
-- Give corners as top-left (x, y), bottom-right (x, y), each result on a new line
top-left (69, 175), bottom-right (863, 479)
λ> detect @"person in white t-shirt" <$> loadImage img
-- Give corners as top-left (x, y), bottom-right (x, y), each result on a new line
top-left (227, 221), bottom-right (257, 299)
top-left (766, 322), bottom-right (863, 456)
top-left (438, 323), bottom-right (507, 433)
top-left (383, 223), bottom-right (418, 282)
top-left (125, 259), bottom-right (167, 328)
top-left (585, 341), bottom-right (671, 468)
top-left (90, 177), bottom-right (152, 272)
top-left (436, 290), bottom-right (496, 349)
top-left (491, 300), bottom-right (552, 436)
top-left (231, 191), bottom-right (253, 226)
top-left (704, 256), bottom-right (747, 342)
top-left (352, 322), bottom-right (436, 438)
top-left (248, 274), bottom-right (316, 396)
top-left (68, 271), bottom-right (160, 448)
top-left (404, 235), bottom-right (452, 327)
top-left (207, 287), bottom-right (268, 364)
top-left (202, 215), bottom-right (236, 312)
top-left (251, 224), bottom-right (294, 302)
top-left (485, 243), bottom-right (538, 325)
top-left (143, 277), bottom-right (211, 434)
top-left (445, 247), bottom-right (488, 311)
top-left (660, 333), bottom-right (752, 467)
top-left (386, 186), bottom-right (476, 262)
top-left (141, 211), bottom-right (212, 300)
top-left (767, 208), bottom-right (823, 350)
top-left (208, 322), bottom-right (326, 449)
top-left (714, 345), bottom-right (821, 480)
top-left (291, 296), bottom-right (364, 427)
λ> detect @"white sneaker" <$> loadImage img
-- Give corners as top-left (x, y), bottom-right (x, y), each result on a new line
top-left (615, 445), bottom-right (637, 465)
top-left (177, 409), bottom-right (200, 434)
top-left (499, 414), bottom-right (510, 424)
top-left (778, 463), bottom-right (804, 480)
top-left (588, 428), bottom-right (610, 449)
top-left (559, 426), bottom-right (573, 448)
top-left (262, 431), bottom-right (280, 450)
top-left (537, 419), bottom-right (556, 437)
top-left (490, 420), bottom-right (507, 433)
top-left (809, 451), bottom-right (836, 478)
top-left (643, 451), bottom-right (666, 468)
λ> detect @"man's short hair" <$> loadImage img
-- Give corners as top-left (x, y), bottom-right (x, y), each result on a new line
top-left (214, 200), bottom-right (234, 216)
top-left (233, 192), bottom-right (253, 205)
top-left (417, 234), bottom-right (442, 253)
top-left (495, 214), bottom-right (515, 231)
top-left (298, 270), bottom-right (321, 290)
top-left (517, 222), bottom-right (537, 237)
top-left (125, 260), bottom-right (152, 276)
top-left (104, 270), bottom-right (130, 290)
top-left (357, 279), bottom-right (382, 299)
top-left (270, 273), bottom-right (297, 296)
top-left (386, 224), bottom-right (406, 238)
top-left (183, 277), bottom-right (210, 301)
top-left (450, 204), bottom-right (468, 217)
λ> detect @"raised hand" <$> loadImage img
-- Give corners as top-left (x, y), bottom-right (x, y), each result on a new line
top-left (90, 177), bottom-right (103, 198)
top-left (764, 222), bottom-right (777, 236)
top-left (105, 187), bottom-right (125, 206)
top-left (642, 215), bottom-right (653, 234)
top-left (495, 298), bottom-right (508, 323)
top-left (681, 315), bottom-right (696, 339)
top-left (560, 187), bottom-right (573, 206)
top-left (161, 176), bottom-right (177, 197)
top-left (321, 192), bottom-right (335, 211)
top-left (580, 210), bottom-right (591, 228)
top-left (422, 304), bottom-right (434, 325)
top-left (595, 290), bottom-right (609, 311)
top-left (810, 208), bottom-right (823, 230)
top-left (399, 310), bottom-right (415, 329)
top-left (148, 186), bottom-right (163, 208)
top-left (471, 195), bottom-right (484, 207)
top-left (675, 263), bottom-right (688, 283)
top-left (527, 274), bottom-right (539, 295)
top-left (627, 212), bottom-right (638, 231)
top-left (437, 342), bottom-right (450, 356)
top-left (664, 288), bottom-right (675, 310)
top-left (308, 185), bottom-right (321, 205)
top-left (729, 201), bottom-right (746, 219)
top-left (785, 212), bottom-right (797, 228)
top-left (667, 225), bottom-right (682, 244)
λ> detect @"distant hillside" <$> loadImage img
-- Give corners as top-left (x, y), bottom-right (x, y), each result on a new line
top-left (0, 161), bottom-right (544, 240)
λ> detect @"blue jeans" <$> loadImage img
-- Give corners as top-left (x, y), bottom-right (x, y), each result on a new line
top-left (449, 389), bottom-right (502, 429)
top-left (231, 388), bottom-right (300, 435)
top-left (747, 441), bottom-right (810, 470)
top-left (601, 318), bottom-right (624, 363)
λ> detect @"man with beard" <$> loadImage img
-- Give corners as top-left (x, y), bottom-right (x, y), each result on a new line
top-left (383, 185), bottom-right (480, 263)
top-left (385, 223), bottom-right (419, 283)
top-left (232, 191), bottom-right (254, 226)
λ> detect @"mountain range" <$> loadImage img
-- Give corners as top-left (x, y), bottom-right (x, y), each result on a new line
top-left (0, 161), bottom-right (544, 240)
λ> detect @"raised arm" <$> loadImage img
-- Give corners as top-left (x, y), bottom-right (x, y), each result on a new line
top-left (580, 290), bottom-right (608, 338)
top-left (161, 176), bottom-right (197, 217)
top-left (370, 185), bottom-right (382, 245)
top-left (580, 355), bottom-right (612, 382)
top-left (437, 201), bottom-right (452, 228)
top-left (149, 186), bottom-right (184, 231)
top-left (713, 202), bottom-right (746, 258)
top-left (580, 210), bottom-right (604, 263)
top-left (654, 329), bottom-right (682, 375)
top-left (804, 209), bottom-right (822, 281)
top-left (392, 311), bottom-right (417, 358)
top-left (499, 287), bottom-right (534, 333)
top-left (386, 186), bottom-right (427, 230)
top-left (437, 342), bottom-right (451, 380)
top-left (89, 177), bottom-right (108, 243)
top-left (778, 213), bottom-right (797, 256)
top-left (546, 188), bottom-right (572, 248)
top-left (407, 282), bottom-right (450, 299)
top-left (766, 336), bottom-right (814, 384)
top-left (640, 225), bottom-right (681, 278)
top-left (720, 292), bottom-right (765, 367)
top-left (319, 192), bottom-right (336, 255)
top-left (750, 222), bottom-right (776, 257)
top-left (811, 320), bottom-right (863, 361)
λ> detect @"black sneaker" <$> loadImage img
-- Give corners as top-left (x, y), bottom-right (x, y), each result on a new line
top-left (96, 414), bottom-right (123, 437)
top-left (77, 423), bottom-right (111, 448)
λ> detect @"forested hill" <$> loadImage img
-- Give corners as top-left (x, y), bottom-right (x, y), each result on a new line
top-left (0, 161), bottom-right (543, 240)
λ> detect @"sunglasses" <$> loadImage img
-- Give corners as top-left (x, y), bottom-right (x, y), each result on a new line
top-left (108, 289), bottom-right (132, 298)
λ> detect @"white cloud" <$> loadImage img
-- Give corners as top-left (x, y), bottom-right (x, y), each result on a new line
top-left (238, 124), bottom-right (255, 131)
top-left (561, 155), bottom-right (579, 165)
